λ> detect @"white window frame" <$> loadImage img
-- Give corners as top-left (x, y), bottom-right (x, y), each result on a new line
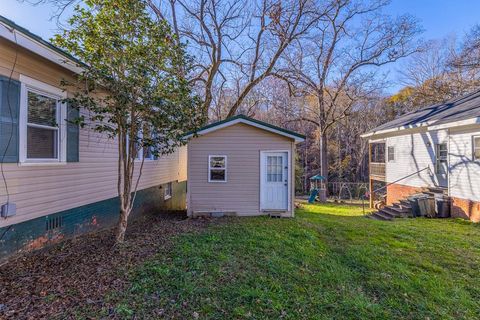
top-left (208, 155), bottom-right (227, 183)
top-left (164, 182), bottom-right (172, 200)
top-left (435, 143), bottom-right (448, 174)
top-left (18, 75), bottom-right (67, 165)
top-left (387, 146), bottom-right (395, 162)
top-left (473, 136), bottom-right (480, 161)
top-left (132, 129), bottom-right (156, 161)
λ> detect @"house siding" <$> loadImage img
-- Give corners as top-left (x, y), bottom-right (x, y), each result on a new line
top-left (385, 128), bottom-right (448, 188)
top-left (448, 127), bottom-right (480, 204)
top-left (378, 124), bottom-right (480, 222)
top-left (0, 38), bottom-right (188, 228)
top-left (0, 180), bottom-right (186, 260)
top-left (187, 123), bottom-right (295, 217)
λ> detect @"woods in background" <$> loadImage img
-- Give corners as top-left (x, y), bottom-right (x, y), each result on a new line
top-left (31, 0), bottom-right (480, 192)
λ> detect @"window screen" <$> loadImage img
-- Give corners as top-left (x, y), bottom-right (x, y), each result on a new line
top-left (387, 146), bottom-right (395, 162)
top-left (209, 156), bottom-right (226, 182)
top-left (435, 143), bottom-right (448, 174)
top-left (26, 91), bottom-right (59, 159)
top-left (474, 136), bottom-right (480, 160)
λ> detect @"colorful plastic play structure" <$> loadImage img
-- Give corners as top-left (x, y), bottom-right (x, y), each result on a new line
top-left (308, 174), bottom-right (327, 203)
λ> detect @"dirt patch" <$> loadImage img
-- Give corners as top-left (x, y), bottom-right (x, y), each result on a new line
top-left (0, 212), bottom-right (211, 319)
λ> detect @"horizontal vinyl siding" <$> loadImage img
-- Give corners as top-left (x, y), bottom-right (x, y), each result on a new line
top-left (0, 39), bottom-right (186, 227)
top-left (448, 126), bottom-right (480, 202)
top-left (188, 123), bottom-right (294, 216)
top-left (385, 129), bottom-right (448, 187)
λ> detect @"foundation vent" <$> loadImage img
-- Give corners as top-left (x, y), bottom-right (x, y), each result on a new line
top-left (46, 216), bottom-right (64, 231)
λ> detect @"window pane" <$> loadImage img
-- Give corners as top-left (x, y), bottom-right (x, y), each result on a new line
top-left (27, 126), bottom-right (57, 159)
top-left (474, 137), bottom-right (480, 160)
top-left (388, 146), bottom-right (395, 161)
top-left (210, 169), bottom-right (225, 181)
top-left (210, 156), bottom-right (225, 168)
top-left (475, 148), bottom-right (480, 160)
top-left (28, 91), bottom-right (57, 127)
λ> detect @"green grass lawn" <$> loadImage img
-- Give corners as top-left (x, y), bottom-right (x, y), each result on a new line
top-left (92, 203), bottom-right (480, 319)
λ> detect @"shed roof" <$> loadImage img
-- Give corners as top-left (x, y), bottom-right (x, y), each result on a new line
top-left (364, 90), bottom-right (480, 137)
top-left (185, 115), bottom-right (305, 143)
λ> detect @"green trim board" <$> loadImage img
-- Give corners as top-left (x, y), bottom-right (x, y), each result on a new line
top-left (185, 114), bottom-right (306, 141)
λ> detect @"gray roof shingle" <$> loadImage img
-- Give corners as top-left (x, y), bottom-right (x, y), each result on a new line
top-left (368, 90), bottom-right (480, 134)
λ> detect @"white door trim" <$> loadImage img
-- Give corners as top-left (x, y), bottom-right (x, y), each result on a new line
top-left (260, 150), bottom-right (291, 212)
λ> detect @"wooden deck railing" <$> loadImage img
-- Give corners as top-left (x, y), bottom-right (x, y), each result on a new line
top-left (369, 162), bottom-right (386, 180)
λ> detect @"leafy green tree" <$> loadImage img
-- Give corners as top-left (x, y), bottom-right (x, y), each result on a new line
top-left (53, 0), bottom-right (203, 242)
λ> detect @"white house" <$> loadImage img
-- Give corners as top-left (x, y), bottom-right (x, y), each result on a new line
top-left (362, 91), bottom-right (480, 221)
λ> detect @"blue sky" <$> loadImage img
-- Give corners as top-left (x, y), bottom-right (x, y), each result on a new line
top-left (1, 0), bottom-right (480, 93)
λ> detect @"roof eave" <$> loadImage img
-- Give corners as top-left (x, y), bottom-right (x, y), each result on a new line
top-left (0, 18), bottom-right (83, 74)
top-left (184, 116), bottom-right (305, 143)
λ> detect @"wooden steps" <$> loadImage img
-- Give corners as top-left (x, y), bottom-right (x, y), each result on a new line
top-left (367, 185), bottom-right (449, 221)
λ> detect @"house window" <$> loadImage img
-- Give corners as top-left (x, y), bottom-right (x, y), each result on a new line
top-left (267, 155), bottom-right (283, 182)
top-left (474, 136), bottom-right (480, 161)
top-left (164, 182), bottom-right (172, 200)
top-left (387, 146), bottom-right (395, 162)
top-left (208, 155), bottom-right (227, 182)
top-left (435, 143), bottom-right (448, 174)
top-left (19, 75), bottom-right (67, 163)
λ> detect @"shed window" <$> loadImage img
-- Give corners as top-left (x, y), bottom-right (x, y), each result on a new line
top-left (474, 136), bottom-right (480, 161)
top-left (208, 155), bottom-right (227, 182)
top-left (435, 143), bottom-right (448, 174)
top-left (387, 146), bottom-right (395, 162)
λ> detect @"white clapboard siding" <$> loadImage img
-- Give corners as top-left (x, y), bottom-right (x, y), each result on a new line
top-left (448, 127), bottom-right (480, 202)
top-left (385, 129), bottom-right (448, 187)
top-left (0, 38), bottom-right (187, 227)
top-left (188, 123), bottom-right (294, 216)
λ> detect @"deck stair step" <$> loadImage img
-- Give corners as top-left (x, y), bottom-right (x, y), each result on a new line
top-left (368, 210), bottom-right (393, 221)
top-left (367, 185), bottom-right (450, 221)
top-left (367, 201), bottom-right (413, 220)
top-left (425, 186), bottom-right (448, 195)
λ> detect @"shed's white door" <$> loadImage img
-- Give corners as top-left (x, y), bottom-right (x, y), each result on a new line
top-left (260, 152), bottom-right (288, 210)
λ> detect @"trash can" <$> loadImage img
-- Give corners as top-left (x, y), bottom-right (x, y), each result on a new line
top-left (408, 194), bottom-right (433, 217)
top-left (408, 195), bottom-right (422, 217)
top-left (435, 198), bottom-right (451, 218)
top-left (418, 196), bottom-right (436, 218)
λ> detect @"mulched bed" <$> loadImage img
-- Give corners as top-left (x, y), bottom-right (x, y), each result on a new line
top-left (0, 212), bottom-right (211, 319)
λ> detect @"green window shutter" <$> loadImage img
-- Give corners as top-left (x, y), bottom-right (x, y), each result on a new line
top-left (66, 104), bottom-right (79, 162)
top-left (0, 75), bottom-right (20, 163)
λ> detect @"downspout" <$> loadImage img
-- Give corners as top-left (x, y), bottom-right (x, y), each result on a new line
top-left (447, 128), bottom-right (451, 197)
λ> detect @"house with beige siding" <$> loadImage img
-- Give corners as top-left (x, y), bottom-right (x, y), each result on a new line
top-left (362, 91), bottom-right (480, 221)
top-left (0, 16), bottom-right (187, 259)
top-left (185, 115), bottom-right (305, 218)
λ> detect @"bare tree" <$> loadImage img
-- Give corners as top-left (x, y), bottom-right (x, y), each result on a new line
top-left (275, 0), bottom-right (421, 182)
top-left (146, 0), bottom-right (320, 119)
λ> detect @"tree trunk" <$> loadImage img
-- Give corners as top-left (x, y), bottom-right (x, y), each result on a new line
top-left (116, 207), bottom-right (130, 243)
top-left (319, 131), bottom-right (328, 185)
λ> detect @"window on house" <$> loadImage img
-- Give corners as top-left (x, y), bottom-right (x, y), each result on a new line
top-left (27, 91), bottom-right (59, 159)
top-left (133, 128), bottom-right (156, 161)
top-left (474, 136), bottom-right (480, 161)
top-left (19, 75), bottom-right (67, 163)
top-left (208, 155), bottom-right (227, 182)
top-left (164, 182), bottom-right (172, 200)
top-left (435, 143), bottom-right (448, 174)
top-left (387, 146), bottom-right (395, 162)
